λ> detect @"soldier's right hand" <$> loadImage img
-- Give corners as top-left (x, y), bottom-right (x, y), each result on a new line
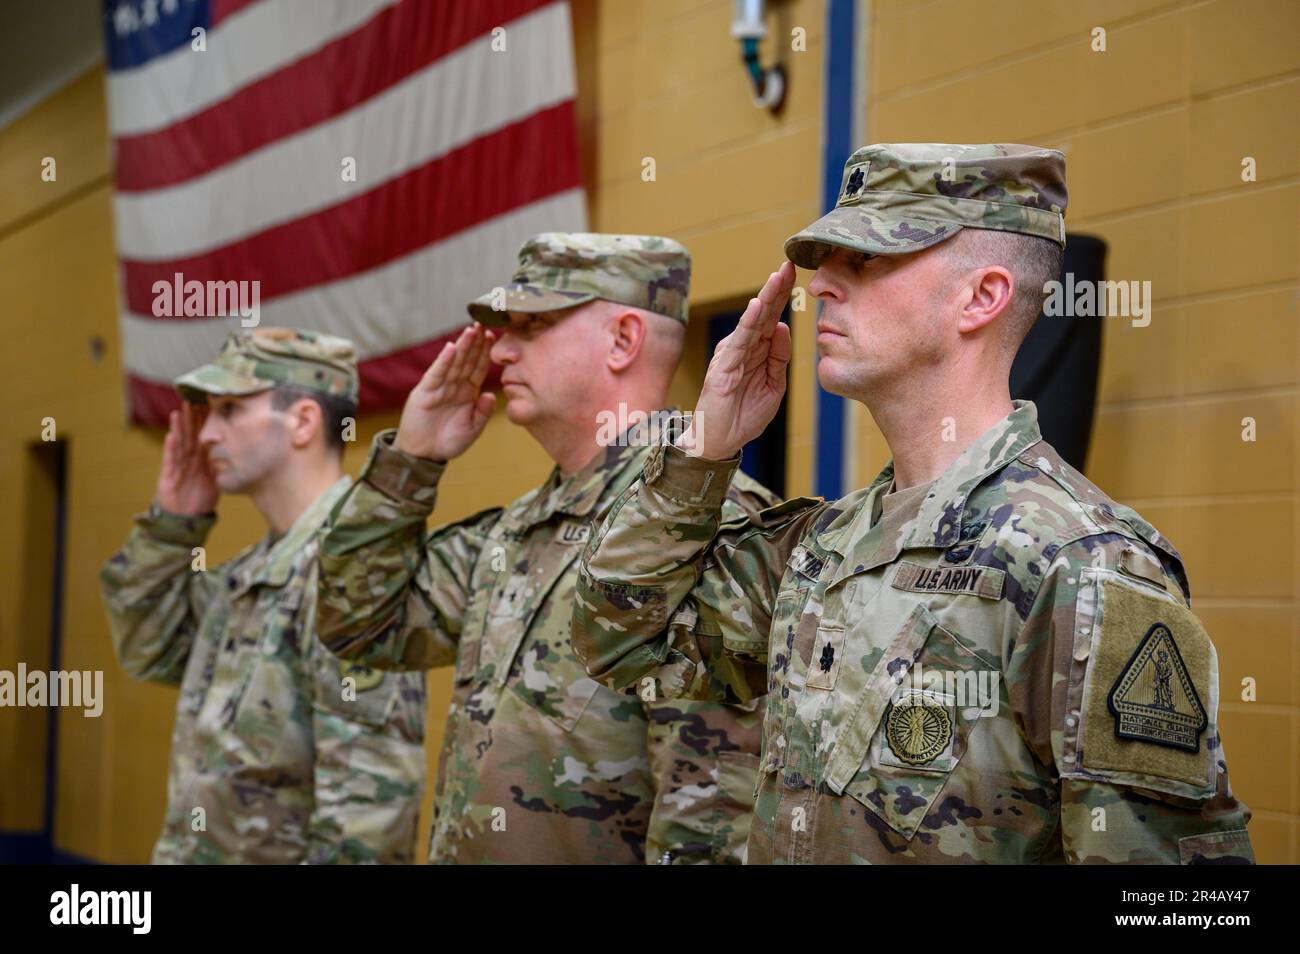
top-left (679, 262), bottom-right (794, 460)
top-left (156, 402), bottom-right (219, 515)
top-left (394, 323), bottom-right (497, 461)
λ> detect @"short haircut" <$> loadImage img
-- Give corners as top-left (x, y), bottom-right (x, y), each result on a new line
top-left (942, 229), bottom-right (1064, 353)
top-left (269, 385), bottom-right (356, 454)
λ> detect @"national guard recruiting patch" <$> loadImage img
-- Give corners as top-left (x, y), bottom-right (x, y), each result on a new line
top-left (1079, 578), bottom-right (1216, 789)
top-left (1108, 622), bottom-right (1207, 752)
top-left (341, 660), bottom-right (384, 693)
top-left (884, 698), bottom-right (953, 766)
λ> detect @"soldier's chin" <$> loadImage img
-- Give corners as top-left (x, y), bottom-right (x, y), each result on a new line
top-left (214, 469), bottom-right (247, 493)
top-left (502, 393), bottom-right (536, 425)
top-left (815, 357), bottom-right (857, 399)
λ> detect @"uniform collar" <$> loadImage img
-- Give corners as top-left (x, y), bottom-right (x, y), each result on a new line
top-left (824, 400), bottom-right (1042, 559)
top-left (519, 411), bottom-right (674, 526)
top-left (240, 475), bottom-right (352, 590)
top-left (904, 399), bottom-right (1042, 549)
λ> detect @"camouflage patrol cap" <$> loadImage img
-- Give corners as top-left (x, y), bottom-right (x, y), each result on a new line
top-left (174, 327), bottom-right (359, 405)
top-left (467, 232), bottom-right (692, 325)
top-left (784, 143), bottom-right (1068, 269)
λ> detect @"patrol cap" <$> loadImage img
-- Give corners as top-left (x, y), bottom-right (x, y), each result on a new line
top-left (784, 143), bottom-right (1068, 270)
top-left (466, 232), bottom-right (692, 325)
top-left (173, 327), bottom-right (360, 405)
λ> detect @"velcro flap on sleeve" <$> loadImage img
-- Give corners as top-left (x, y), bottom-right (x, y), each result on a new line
top-left (1080, 578), bottom-right (1214, 790)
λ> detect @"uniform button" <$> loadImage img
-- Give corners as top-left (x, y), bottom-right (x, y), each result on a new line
top-left (1065, 715), bottom-right (1077, 728)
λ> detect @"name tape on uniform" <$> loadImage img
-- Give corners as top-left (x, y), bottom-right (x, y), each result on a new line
top-left (891, 561), bottom-right (1005, 600)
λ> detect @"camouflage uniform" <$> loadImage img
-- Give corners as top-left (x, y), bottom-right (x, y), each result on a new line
top-left (317, 234), bottom-right (778, 864)
top-left (572, 145), bottom-right (1255, 864)
top-left (100, 329), bottom-right (426, 864)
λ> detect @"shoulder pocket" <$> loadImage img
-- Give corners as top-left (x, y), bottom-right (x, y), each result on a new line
top-left (221, 586), bottom-right (305, 735)
top-left (1068, 569), bottom-right (1216, 798)
top-left (428, 506), bottom-right (504, 686)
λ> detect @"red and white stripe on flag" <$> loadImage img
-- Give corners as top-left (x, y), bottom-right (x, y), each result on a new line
top-left (103, 0), bottom-right (586, 425)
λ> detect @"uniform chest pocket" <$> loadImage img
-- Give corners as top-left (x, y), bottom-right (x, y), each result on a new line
top-left (222, 588), bottom-right (314, 761)
top-left (504, 569), bottom-right (602, 732)
top-left (823, 603), bottom-right (998, 839)
top-left (474, 532), bottom-right (593, 729)
top-left (452, 586), bottom-right (490, 685)
top-left (509, 667), bottom-right (602, 733)
top-left (180, 609), bottom-right (228, 718)
top-left (770, 544), bottom-right (828, 681)
top-left (475, 541), bottom-right (576, 683)
top-left (312, 655), bottom-right (401, 730)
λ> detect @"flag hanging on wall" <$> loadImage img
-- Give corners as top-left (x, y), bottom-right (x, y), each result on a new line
top-left (102, 0), bottom-right (586, 425)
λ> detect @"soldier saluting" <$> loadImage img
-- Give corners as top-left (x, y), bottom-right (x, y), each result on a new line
top-left (314, 234), bottom-right (778, 863)
top-left (572, 144), bottom-right (1254, 864)
top-left (100, 329), bottom-right (427, 864)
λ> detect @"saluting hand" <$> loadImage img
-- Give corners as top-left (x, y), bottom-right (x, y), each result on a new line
top-left (156, 402), bottom-right (219, 516)
top-left (394, 323), bottom-right (497, 461)
top-left (680, 261), bottom-right (795, 460)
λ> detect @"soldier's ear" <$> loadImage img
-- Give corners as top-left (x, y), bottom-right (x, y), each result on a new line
top-left (607, 308), bottom-right (647, 373)
top-left (956, 264), bottom-right (1014, 335)
top-left (284, 396), bottom-right (324, 451)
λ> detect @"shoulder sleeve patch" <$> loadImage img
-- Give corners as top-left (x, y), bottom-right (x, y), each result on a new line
top-left (1081, 577), bottom-right (1214, 788)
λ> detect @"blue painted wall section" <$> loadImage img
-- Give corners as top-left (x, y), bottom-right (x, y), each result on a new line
top-left (815, 0), bottom-right (856, 499)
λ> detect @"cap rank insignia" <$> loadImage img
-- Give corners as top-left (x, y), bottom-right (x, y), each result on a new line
top-left (843, 166), bottom-right (865, 198)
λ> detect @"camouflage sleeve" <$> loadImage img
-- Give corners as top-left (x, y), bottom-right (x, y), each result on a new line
top-left (1014, 535), bottom-right (1254, 864)
top-left (643, 696), bottom-right (763, 864)
top-left (574, 442), bottom-right (822, 704)
top-left (640, 475), bottom-right (777, 865)
top-left (316, 429), bottom-right (501, 671)
top-left (98, 505), bottom-right (220, 686)
top-left (302, 563), bottom-right (428, 864)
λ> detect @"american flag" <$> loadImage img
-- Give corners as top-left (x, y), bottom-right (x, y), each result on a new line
top-left (102, 0), bottom-right (586, 425)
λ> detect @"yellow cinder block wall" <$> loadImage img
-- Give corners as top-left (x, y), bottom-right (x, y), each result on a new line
top-left (0, 69), bottom-right (559, 860)
top-left (0, 0), bottom-right (824, 862)
top-left (2, 0), bottom-right (1293, 863)
top-left (857, 0), bottom-right (1299, 862)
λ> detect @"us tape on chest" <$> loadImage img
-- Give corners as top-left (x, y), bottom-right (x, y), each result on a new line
top-left (1081, 576), bottom-right (1212, 787)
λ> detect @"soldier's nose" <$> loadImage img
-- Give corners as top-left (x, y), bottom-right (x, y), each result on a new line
top-left (808, 267), bottom-right (838, 302)
top-left (490, 335), bottom-right (517, 364)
